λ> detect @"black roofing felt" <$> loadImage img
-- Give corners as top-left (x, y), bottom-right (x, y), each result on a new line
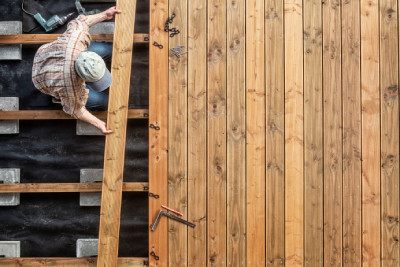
top-left (0, 0), bottom-right (149, 257)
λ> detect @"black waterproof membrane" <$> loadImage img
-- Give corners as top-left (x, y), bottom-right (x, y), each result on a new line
top-left (0, 0), bottom-right (149, 257)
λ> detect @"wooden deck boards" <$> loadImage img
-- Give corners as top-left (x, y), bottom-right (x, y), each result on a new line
top-left (4, 0), bottom-right (400, 265)
top-left (304, 0), bottom-right (323, 264)
top-left (168, 0), bottom-right (188, 266)
top-left (148, 0), bottom-right (169, 265)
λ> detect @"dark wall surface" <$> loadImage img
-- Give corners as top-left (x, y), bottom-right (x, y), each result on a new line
top-left (0, 0), bottom-right (149, 257)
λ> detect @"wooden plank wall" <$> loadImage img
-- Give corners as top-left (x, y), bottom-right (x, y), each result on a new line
top-left (165, 0), bottom-right (400, 265)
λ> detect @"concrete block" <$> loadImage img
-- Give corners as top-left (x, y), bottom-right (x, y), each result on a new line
top-left (76, 120), bottom-right (103, 136)
top-left (0, 97), bottom-right (19, 134)
top-left (0, 21), bottom-right (22, 60)
top-left (0, 241), bottom-right (20, 257)
top-left (80, 169), bottom-right (103, 206)
top-left (89, 22), bottom-right (114, 34)
top-left (76, 239), bottom-right (98, 258)
top-left (0, 169), bottom-right (20, 206)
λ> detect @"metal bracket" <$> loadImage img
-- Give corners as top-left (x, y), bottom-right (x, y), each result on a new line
top-left (148, 192), bottom-right (160, 199)
top-left (152, 41), bottom-right (163, 49)
top-left (150, 251), bottom-right (159, 261)
top-left (149, 124), bottom-right (160, 130)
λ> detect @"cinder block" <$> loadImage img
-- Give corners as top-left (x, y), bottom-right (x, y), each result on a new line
top-left (0, 21), bottom-right (22, 60)
top-left (0, 241), bottom-right (20, 257)
top-left (76, 239), bottom-right (98, 258)
top-left (0, 97), bottom-right (19, 134)
top-left (89, 22), bottom-right (114, 34)
top-left (76, 120), bottom-right (103, 136)
top-left (80, 169), bottom-right (103, 206)
top-left (0, 169), bottom-right (20, 206)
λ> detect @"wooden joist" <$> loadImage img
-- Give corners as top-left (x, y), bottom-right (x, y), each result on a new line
top-left (0, 182), bottom-right (148, 193)
top-left (0, 257), bottom-right (148, 267)
top-left (97, 0), bottom-right (137, 266)
top-left (0, 34), bottom-right (149, 45)
top-left (148, 0), bottom-right (168, 265)
top-left (0, 109), bottom-right (148, 120)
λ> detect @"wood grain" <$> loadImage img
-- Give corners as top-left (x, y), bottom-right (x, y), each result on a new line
top-left (149, 0), bottom-right (169, 265)
top-left (97, 0), bottom-right (137, 266)
top-left (0, 258), bottom-right (147, 267)
top-left (265, 0), bottom-right (285, 265)
top-left (361, 0), bottom-right (380, 265)
top-left (0, 34), bottom-right (148, 44)
top-left (207, 0), bottom-right (227, 265)
top-left (227, 0), bottom-right (246, 265)
top-left (380, 0), bottom-right (399, 264)
top-left (0, 182), bottom-right (148, 193)
top-left (0, 110), bottom-right (148, 120)
top-left (246, 0), bottom-right (265, 265)
top-left (342, 0), bottom-right (361, 265)
top-left (303, 0), bottom-right (323, 264)
top-left (284, 0), bottom-right (303, 265)
top-left (187, 0), bottom-right (207, 265)
top-left (168, 0), bottom-right (188, 266)
top-left (323, 0), bottom-right (342, 265)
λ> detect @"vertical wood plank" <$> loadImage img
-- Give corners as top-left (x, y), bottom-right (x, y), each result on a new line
top-left (149, 0), bottom-right (169, 265)
top-left (380, 0), bottom-right (399, 264)
top-left (284, 0), bottom-right (303, 265)
top-left (207, 0), bottom-right (227, 265)
top-left (168, 0), bottom-right (188, 266)
top-left (361, 0), bottom-right (380, 265)
top-left (246, 0), bottom-right (266, 265)
top-left (227, 0), bottom-right (246, 265)
top-left (187, 0), bottom-right (207, 266)
top-left (322, 0), bottom-right (342, 265)
top-left (342, 0), bottom-right (362, 265)
top-left (303, 0), bottom-right (323, 264)
top-left (97, 1), bottom-right (136, 266)
top-left (265, 0), bottom-right (285, 265)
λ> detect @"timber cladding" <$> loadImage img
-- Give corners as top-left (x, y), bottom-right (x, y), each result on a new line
top-left (167, 0), bottom-right (399, 266)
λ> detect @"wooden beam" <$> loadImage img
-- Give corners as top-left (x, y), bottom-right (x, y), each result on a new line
top-left (342, 0), bottom-right (361, 265)
top-left (380, 0), bottom-right (399, 264)
top-left (0, 258), bottom-right (147, 267)
top-left (284, 0), bottom-right (303, 265)
top-left (323, 0), bottom-right (342, 265)
top-left (187, 0), bottom-right (207, 265)
top-left (148, 0), bottom-right (168, 265)
top-left (265, 0), bottom-right (285, 265)
top-left (0, 110), bottom-right (148, 120)
top-left (361, 0), bottom-right (380, 265)
top-left (0, 34), bottom-right (148, 44)
top-left (227, 0), bottom-right (246, 265)
top-left (0, 182), bottom-right (148, 193)
top-left (97, 0), bottom-right (137, 266)
top-left (303, 0), bottom-right (323, 264)
top-left (168, 0), bottom-right (188, 265)
top-left (207, 0), bottom-right (227, 265)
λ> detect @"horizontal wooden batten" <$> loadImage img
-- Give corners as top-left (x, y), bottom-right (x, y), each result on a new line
top-left (0, 257), bottom-right (148, 267)
top-left (0, 34), bottom-right (149, 44)
top-left (0, 109), bottom-right (148, 120)
top-left (0, 182), bottom-right (148, 193)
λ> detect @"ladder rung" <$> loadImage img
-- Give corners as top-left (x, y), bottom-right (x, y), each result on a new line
top-left (0, 182), bottom-right (148, 193)
top-left (0, 109), bottom-right (148, 120)
top-left (0, 34), bottom-right (149, 45)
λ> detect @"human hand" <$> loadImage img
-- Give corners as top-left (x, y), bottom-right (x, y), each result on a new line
top-left (104, 6), bottom-right (122, 20)
top-left (98, 121), bottom-right (113, 135)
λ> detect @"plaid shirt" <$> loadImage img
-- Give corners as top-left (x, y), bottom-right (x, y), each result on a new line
top-left (32, 16), bottom-right (91, 118)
